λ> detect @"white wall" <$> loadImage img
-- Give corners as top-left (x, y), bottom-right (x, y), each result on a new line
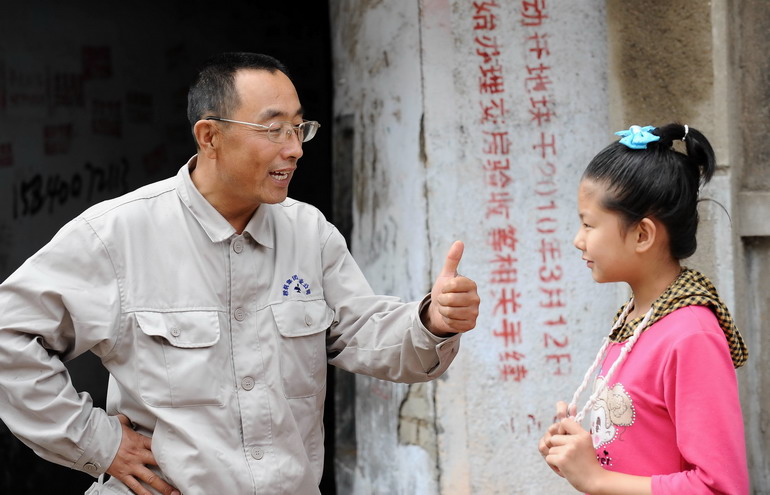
top-left (331, 1), bottom-right (622, 493)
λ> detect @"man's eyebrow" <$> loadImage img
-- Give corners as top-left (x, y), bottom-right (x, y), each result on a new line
top-left (258, 106), bottom-right (305, 121)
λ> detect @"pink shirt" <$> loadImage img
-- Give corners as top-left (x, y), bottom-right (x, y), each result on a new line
top-left (591, 305), bottom-right (748, 494)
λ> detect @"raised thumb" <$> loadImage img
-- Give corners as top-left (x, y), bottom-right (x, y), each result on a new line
top-left (439, 241), bottom-right (464, 278)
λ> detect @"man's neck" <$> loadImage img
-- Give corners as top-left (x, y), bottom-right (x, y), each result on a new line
top-left (189, 156), bottom-right (259, 234)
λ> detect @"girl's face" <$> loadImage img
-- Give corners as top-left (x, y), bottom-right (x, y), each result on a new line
top-left (573, 179), bottom-right (638, 283)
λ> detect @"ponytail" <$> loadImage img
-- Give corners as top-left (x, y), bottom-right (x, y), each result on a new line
top-left (651, 123), bottom-right (715, 186)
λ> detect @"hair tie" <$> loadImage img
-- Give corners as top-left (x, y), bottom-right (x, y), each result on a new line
top-left (682, 124), bottom-right (689, 141)
top-left (615, 125), bottom-right (660, 150)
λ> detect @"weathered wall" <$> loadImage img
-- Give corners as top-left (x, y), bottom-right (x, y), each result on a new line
top-left (608, 1), bottom-right (770, 492)
top-left (332, 0), bottom-right (770, 493)
top-left (733, 0), bottom-right (770, 491)
top-left (331, 1), bottom-right (616, 493)
top-left (330, 1), bottom-right (437, 493)
top-left (427, 3), bottom-right (614, 494)
top-left (606, 0), bottom-right (714, 131)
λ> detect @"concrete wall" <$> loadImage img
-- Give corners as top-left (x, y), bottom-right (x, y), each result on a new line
top-left (331, 1), bottom-right (618, 493)
top-left (331, 0), bottom-right (770, 493)
top-left (608, 0), bottom-right (770, 492)
top-left (330, 3), bottom-right (437, 492)
top-left (732, 0), bottom-right (770, 491)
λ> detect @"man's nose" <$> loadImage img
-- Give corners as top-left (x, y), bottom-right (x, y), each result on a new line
top-left (283, 131), bottom-right (304, 159)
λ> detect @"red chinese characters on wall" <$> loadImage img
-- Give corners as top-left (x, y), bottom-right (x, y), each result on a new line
top-left (472, 1), bottom-right (528, 382)
top-left (519, 1), bottom-right (571, 377)
top-left (472, 1), bottom-right (571, 383)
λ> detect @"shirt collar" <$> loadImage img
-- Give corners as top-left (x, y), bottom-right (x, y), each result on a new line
top-left (176, 155), bottom-right (274, 248)
top-left (243, 201), bottom-right (274, 249)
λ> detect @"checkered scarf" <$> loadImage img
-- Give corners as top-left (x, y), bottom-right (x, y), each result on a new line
top-left (609, 267), bottom-right (748, 368)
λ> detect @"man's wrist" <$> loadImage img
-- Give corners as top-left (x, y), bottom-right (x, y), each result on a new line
top-left (420, 300), bottom-right (456, 337)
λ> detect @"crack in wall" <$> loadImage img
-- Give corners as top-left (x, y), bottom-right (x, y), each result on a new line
top-left (397, 382), bottom-right (438, 462)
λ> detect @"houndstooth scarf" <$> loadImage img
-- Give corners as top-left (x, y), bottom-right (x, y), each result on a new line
top-left (609, 267), bottom-right (748, 368)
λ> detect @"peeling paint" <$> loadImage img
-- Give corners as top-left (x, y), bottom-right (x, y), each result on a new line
top-left (398, 383), bottom-right (438, 460)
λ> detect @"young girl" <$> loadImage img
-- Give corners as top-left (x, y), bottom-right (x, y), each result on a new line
top-left (538, 123), bottom-right (749, 494)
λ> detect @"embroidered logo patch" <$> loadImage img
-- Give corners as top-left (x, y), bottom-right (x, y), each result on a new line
top-left (282, 274), bottom-right (311, 296)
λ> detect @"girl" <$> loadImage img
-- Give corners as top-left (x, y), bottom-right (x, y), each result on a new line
top-left (538, 124), bottom-right (749, 494)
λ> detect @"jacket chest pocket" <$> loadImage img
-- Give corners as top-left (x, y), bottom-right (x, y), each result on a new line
top-left (271, 299), bottom-right (334, 399)
top-left (134, 310), bottom-right (224, 407)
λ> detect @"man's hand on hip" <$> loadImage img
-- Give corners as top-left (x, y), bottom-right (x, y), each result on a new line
top-left (106, 414), bottom-right (181, 495)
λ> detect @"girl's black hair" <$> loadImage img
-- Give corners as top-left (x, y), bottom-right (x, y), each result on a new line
top-left (582, 123), bottom-right (716, 259)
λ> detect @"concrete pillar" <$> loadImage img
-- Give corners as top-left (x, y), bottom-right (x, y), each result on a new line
top-left (731, 0), bottom-right (770, 490)
top-left (331, 1), bottom-right (614, 493)
top-left (330, 2), bottom-right (437, 492)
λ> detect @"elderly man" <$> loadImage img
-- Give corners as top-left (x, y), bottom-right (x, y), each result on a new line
top-left (0, 52), bottom-right (479, 494)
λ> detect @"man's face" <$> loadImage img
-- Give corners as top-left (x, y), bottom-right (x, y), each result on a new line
top-left (211, 69), bottom-right (304, 209)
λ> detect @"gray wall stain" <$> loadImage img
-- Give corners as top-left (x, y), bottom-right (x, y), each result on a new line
top-left (607, 0), bottom-right (713, 127)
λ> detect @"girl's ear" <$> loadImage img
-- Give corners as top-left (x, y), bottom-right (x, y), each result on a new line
top-left (634, 218), bottom-right (657, 253)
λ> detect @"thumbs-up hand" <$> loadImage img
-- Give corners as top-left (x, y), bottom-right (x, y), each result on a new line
top-left (423, 241), bottom-right (480, 337)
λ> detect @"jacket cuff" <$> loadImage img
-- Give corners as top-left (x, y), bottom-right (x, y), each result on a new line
top-left (71, 410), bottom-right (122, 478)
top-left (415, 295), bottom-right (461, 376)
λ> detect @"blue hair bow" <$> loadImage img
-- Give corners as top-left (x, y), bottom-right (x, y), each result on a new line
top-left (615, 125), bottom-right (660, 149)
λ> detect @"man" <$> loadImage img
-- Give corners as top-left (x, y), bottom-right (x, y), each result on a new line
top-left (0, 52), bottom-right (479, 494)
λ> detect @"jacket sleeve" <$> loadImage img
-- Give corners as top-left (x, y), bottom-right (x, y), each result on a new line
top-left (651, 309), bottom-right (749, 495)
top-left (0, 218), bottom-right (123, 477)
top-left (320, 226), bottom-right (460, 382)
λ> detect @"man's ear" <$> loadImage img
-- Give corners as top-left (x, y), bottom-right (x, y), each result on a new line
top-left (193, 120), bottom-right (219, 159)
top-left (634, 218), bottom-right (657, 253)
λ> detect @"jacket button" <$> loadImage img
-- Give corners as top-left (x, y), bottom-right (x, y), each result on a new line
top-left (170, 326), bottom-right (181, 337)
top-left (234, 308), bottom-right (246, 321)
top-left (241, 376), bottom-right (255, 391)
top-left (251, 447), bottom-right (264, 460)
top-left (304, 314), bottom-right (313, 326)
top-left (83, 462), bottom-right (101, 472)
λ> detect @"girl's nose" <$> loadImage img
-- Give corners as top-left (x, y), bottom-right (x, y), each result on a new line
top-left (573, 230), bottom-right (584, 250)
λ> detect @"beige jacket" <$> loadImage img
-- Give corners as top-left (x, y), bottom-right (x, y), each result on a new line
top-left (0, 157), bottom-right (460, 494)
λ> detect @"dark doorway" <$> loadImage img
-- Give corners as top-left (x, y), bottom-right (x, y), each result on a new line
top-left (0, 2), bottom-right (336, 493)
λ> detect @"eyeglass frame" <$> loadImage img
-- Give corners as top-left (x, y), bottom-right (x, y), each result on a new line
top-left (204, 116), bottom-right (321, 143)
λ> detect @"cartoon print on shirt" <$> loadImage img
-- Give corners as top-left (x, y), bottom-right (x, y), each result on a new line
top-left (590, 376), bottom-right (635, 448)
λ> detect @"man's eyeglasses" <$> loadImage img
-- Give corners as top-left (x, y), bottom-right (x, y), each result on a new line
top-left (205, 117), bottom-right (320, 143)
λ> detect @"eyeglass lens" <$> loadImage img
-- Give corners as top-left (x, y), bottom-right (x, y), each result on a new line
top-left (267, 122), bottom-right (318, 143)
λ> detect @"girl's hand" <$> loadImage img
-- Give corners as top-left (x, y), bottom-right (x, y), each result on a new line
top-left (554, 400), bottom-right (573, 421)
top-left (537, 401), bottom-right (573, 477)
top-left (538, 421), bottom-right (566, 477)
top-left (545, 418), bottom-right (605, 493)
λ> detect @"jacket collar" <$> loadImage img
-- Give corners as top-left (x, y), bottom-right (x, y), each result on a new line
top-left (175, 155), bottom-right (274, 249)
